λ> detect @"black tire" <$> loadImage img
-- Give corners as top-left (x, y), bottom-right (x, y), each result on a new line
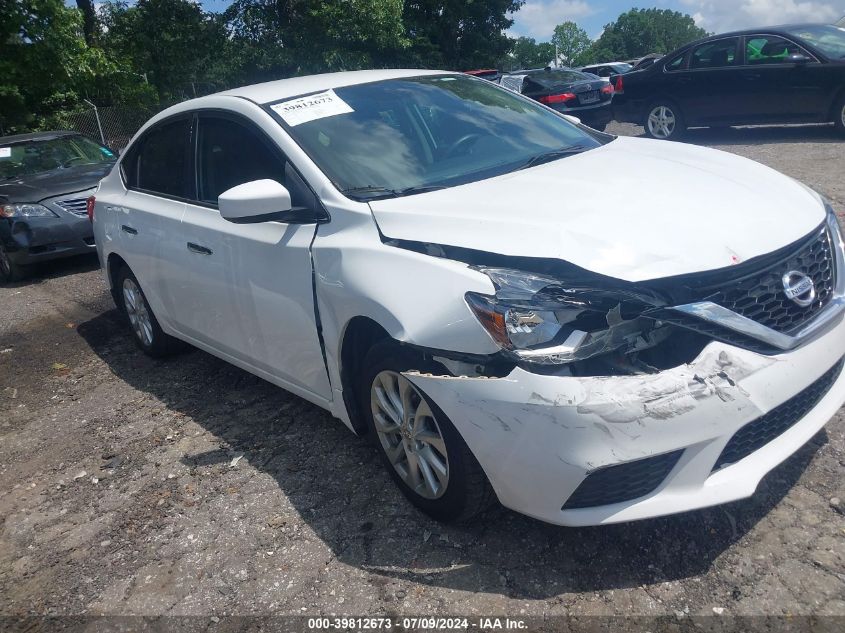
top-left (834, 93), bottom-right (845, 136)
top-left (359, 340), bottom-right (495, 522)
top-left (589, 122), bottom-right (608, 132)
top-left (0, 245), bottom-right (30, 284)
top-left (115, 265), bottom-right (185, 357)
top-left (643, 99), bottom-right (685, 140)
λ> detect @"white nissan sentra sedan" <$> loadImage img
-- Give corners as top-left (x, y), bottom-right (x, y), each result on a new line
top-left (91, 70), bottom-right (845, 526)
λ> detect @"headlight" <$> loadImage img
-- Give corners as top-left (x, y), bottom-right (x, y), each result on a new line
top-left (0, 203), bottom-right (57, 218)
top-left (465, 267), bottom-right (664, 365)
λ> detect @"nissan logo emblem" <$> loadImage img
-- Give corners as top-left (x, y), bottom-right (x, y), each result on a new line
top-left (782, 270), bottom-right (816, 308)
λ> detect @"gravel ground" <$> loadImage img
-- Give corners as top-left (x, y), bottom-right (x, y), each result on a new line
top-left (1, 123), bottom-right (845, 626)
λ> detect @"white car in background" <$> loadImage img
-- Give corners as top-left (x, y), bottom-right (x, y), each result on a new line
top-left (92, 70), bottom-right (845, 526)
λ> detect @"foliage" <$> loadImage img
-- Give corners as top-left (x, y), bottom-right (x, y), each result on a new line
top-left (401, 0), bottom-right (524, 70)
top-left (587, 8), bottom-right (709, 63)
top-left (99, 0), bottom-right (229, 101)
top-left (0, 0), bottom-right (148, 132)
top-left (1, 1), bottom-right (709, 134)
top-left (507, 37), bottom-right (555, 70)
top-left (551, 21), bottom-right (592, 67)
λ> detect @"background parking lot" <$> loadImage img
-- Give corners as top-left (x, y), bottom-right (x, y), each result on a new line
top-left (1, 124), bottom-right (844, 620)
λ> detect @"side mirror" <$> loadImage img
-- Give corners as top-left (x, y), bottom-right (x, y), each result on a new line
top-left (562, 114), bottom-right (582, 125)
top-left (787, 53), bottom-right (812, 65)
top-left (219, 179), bottom-right (292, 224)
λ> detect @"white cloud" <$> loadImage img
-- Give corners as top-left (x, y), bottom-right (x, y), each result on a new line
top-left (508, 0), bottom-right (596, 40)
top-left (683, 0), bottom-right (845, 33)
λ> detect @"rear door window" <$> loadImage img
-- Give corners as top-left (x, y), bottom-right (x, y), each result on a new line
top-left (691, 38), bottom-right (740, 69)
top-left (125, 117), bottom-right (192, 198)
top-left (745, 35), bottom-right (802, 64)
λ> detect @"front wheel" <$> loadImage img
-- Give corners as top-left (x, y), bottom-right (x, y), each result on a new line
top-left (360, 341), bottom-right (494, 522)
top-left (0, 245), bottom-right (29, 284)
top-left (644, 101), bottom-right (685, 140)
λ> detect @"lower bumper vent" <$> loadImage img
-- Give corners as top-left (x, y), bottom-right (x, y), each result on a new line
top-left (713, 357), bottom-right (844, 472)
top-left (562, 450), bottom-right (684, 510)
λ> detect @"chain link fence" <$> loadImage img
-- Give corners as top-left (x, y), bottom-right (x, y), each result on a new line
top-left (61, 102), bottom-right (165, 152)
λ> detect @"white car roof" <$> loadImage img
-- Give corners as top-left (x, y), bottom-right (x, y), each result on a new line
top-left (219, 69), bottom-right (452, 104)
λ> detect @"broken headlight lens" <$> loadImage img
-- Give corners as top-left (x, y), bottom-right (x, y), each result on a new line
top-left (0, 203), bottom-right (57, 218)
top-left (466, 267), bottom-right (658, 365)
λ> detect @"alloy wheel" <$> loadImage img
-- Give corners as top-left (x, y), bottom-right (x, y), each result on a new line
top-left (648, 105), bottom-right (676, 139)
top-left (370, 370), bottom-right (450, 499)
top-left (122, 278), bottom-right (154, 347)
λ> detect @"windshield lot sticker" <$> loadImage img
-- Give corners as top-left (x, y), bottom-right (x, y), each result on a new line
top-left (271, 90), bottom-right (354, 126)
top-left (0, 148), bottom-right (11, 158)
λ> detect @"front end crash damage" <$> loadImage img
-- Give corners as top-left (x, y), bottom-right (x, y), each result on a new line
top-left (404, 322), bottom-right (845, 525)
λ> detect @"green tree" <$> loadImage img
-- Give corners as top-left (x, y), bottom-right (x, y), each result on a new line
top-left (100, 0), bottom-right (228, 101)
top-left (588, 8), bottom-right (708, 62)
top-left (0, 0), bottom-right (126, 132)
top-left (402, 0), bottom-right (525, 69)
top-left (223, 0), bottom-right (407, 83)
top-left (509, 36), bottom-right (555, 70)
top-left (551, 21), bottom-right (592, 67)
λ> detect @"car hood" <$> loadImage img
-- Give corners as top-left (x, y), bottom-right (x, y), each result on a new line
top-left (0, 162), bottom-right (115, 204)
top-left (369, 136), bottom-right (826, 282)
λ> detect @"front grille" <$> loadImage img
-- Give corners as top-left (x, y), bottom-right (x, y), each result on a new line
top-left (54, 197), bottom-right (89, 217)
top-left (707, 227), bottom-right (835, 333)
top-left (713, 357), bottom-right (844, 472)
top-left (562, 450), bottom-right (683, 510)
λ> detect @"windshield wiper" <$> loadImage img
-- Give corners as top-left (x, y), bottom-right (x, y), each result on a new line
top-left (339, 185), bottom-right (398, 200)
top-left (519, 145), bottom-right (592, 170)
top-left (395, 184), bottom-right (447, 196)
top-left (341, 184), bottom-right (447, 200)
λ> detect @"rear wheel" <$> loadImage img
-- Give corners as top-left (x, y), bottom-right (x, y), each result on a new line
top-left (360, 341), bottom-right (495, 522)
top-left (0, 245), bottom-right (29, 284)
top-left (644, 100), bottom-right (685, 140)
top-left (116, 266), bottom-right (184, 357)
top-left (834, 94), bottom-right (845, 136)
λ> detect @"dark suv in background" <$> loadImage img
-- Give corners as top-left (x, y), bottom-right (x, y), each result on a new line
top-left (613, 23), bottom-right (845, 139)
top-left (0, 131), bottom-right (116, 282)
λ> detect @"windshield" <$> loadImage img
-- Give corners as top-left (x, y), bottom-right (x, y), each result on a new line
top-left (0, 135), bottom-right (115, 180)
top-left (786, 24), bottom-right (845, 58)
top-left (268, 75), bottom-right (603, 199)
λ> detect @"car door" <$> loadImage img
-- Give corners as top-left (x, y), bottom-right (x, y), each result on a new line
top-left (739, 34), bottom-right (828, 122)
top-left (173, 111), bottom-right (331, 399)
top-left (682, 37), bottom-right (745, 125)
top-left (114, 116), bottom-right (193, 324)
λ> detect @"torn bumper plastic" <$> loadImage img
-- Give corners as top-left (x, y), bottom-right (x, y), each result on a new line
top-left (404, 314), bottom-right (845, 526)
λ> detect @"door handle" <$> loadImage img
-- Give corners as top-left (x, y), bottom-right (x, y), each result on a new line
top-left (742, 72), bottom-right (762, 81)
top-left (121, 225), bottom-right (138, 235)
top-left (187, 242), bottom-right (213, 255)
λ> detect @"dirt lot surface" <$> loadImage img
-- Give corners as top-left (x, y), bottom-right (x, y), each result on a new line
top-left (2, 124), bottom-right (845, 626)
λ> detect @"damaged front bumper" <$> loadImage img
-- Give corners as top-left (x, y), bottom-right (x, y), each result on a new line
top-left (1, 214), bottom-right (95, 266)
top-left (405, 314), bottom-right (845, 526)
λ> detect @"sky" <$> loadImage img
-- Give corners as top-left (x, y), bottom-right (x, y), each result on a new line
top-left (506, 0), bottom-right (845, 40)
top-left (177, 1), bottom-right (845, 42)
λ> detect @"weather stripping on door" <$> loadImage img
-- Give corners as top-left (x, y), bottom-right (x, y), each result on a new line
top-left (187, 242), bottom-right (213, 255)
